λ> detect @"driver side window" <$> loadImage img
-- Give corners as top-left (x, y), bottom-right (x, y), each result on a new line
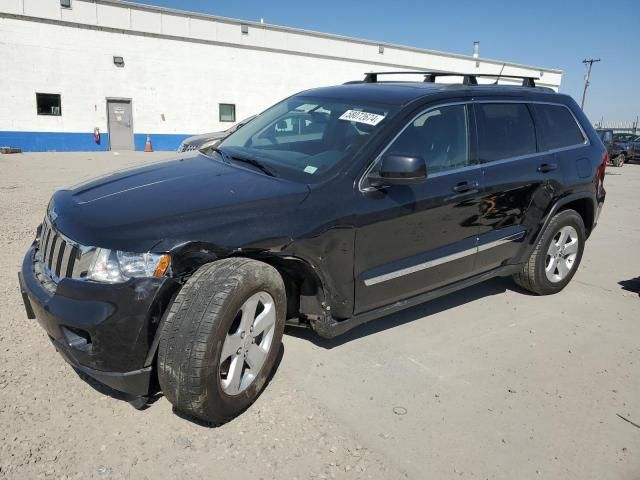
top-left (386, 104), bottom-right (470, 174)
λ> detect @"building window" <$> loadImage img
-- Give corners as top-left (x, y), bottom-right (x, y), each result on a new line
top-left (219, 104), bottom-right (236, 122)
top-left (36, 93), bottom-right (62, 116)
top-left (60, 0), bottom-right (71, 8)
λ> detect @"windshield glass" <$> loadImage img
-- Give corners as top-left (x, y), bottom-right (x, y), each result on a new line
top-left (215, 96), bottom-right (397, 182)
top-left (614, 133), bottom-right (635, 142)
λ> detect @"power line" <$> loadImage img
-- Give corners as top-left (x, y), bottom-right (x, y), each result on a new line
top-left (580, 58), bottom-right (600, 110)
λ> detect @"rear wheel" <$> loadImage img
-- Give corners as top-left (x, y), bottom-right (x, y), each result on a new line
top-left (157, 258), bottom-right (286, 424)
top-left (614, 154), bottom-right (625, 167)
top-left (513, 209), bottom-right (585, 295)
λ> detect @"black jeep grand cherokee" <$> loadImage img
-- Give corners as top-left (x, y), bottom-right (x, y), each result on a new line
top-left (19, 72), bottom-right (607, 423)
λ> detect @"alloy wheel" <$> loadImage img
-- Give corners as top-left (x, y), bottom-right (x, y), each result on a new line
top-left (545, 225), bottom-right (579, 283)
top-left (219, 291), bottom-right (276, 395)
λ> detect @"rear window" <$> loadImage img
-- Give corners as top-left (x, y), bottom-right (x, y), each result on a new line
top-left (476, 103), bottom-right (536, 162)
top-left (532, 104), bottom-right (585, 150)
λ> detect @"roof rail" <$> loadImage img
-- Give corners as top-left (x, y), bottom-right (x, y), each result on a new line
top-left (361, 71), bottom-right (540, 88)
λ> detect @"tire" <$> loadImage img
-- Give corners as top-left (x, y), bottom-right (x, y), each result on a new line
top-left (157, 258), bottom-right (286, 424)
top-left (615, 154), bottom-right (625, 167)
top-left (513, 209), bottom-right (586, 295)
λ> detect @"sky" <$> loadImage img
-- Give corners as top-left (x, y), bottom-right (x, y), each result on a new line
top-left (134, 0), bottom-right (639, 124)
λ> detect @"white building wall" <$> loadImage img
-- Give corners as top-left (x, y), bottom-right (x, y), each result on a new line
top-left (0, 0), bottom-right (563, 151)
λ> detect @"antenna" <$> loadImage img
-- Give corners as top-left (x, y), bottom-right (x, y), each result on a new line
top-left (494, 63), bottom-right (506, 85)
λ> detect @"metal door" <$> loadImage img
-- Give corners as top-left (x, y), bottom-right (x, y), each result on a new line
top-left (107, 100), bottom-right (134, 150)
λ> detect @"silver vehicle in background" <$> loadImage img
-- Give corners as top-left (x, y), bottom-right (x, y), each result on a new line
top-left (177, 115), bottom-right (257, 153)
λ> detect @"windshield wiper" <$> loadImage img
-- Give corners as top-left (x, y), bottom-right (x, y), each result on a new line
top-left (229, 155), bottom-right (277, 177)
top-left (212, 147), bottom-right (230, 161)
top-left (211, 148), bottom-right (277, 177)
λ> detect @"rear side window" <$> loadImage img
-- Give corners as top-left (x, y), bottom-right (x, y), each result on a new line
top-left (532, 104), bottom-right (585, 150)
top-left (476, 103), bottom-right (536, 162)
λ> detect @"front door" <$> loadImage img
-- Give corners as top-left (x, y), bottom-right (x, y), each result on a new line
top-left (354, 103), bottom-right (483, 314)
top-left (107, 100), bottom-right (134, 150)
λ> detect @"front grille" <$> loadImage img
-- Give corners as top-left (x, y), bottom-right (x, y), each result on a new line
top-left (38, 218), bottom-right (81, 282)
top-left (179, 143), bottom-right (199, 153)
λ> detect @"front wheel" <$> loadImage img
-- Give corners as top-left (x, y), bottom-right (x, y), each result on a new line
top-left (614, 154), bottom-right (625, 167)
top-left (513, 209), bottom-right (586, 295)
top-left (157, 258), bottom-right (286, 424)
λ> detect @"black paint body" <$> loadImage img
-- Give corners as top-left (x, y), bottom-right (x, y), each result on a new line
top-left (20, 82), bottom-right (607, 397)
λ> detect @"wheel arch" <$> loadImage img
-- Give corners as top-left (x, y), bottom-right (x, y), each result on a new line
top-left (536, 192), bottom-right (596, 246)
top-left (556, 196), bottom-right (595, 236)
top-left (166, 240), bottom-right (330, 320)
top-left (233, 253), bottom-right (329, 320)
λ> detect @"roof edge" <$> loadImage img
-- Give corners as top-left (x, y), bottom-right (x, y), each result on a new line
top-left (91, 0), bottom-right (563, 74)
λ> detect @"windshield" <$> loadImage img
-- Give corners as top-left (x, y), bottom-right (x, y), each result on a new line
top-left (215, 96), bottom-right (397, 182)
top-left (614, 133), bottom-right (635, 142)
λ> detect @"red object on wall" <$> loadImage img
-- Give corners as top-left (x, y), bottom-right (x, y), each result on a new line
top-left (93, 127), bottom-right (100, 143)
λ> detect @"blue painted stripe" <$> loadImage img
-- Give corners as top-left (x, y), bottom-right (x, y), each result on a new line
top-left (0, 131), bottom-right (110, 152)
top-left (0, 131), bottom-right (192, 152)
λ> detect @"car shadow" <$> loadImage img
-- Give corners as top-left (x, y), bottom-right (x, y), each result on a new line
top-left (286, 276), bottom-right (522, 349)
top-left (619, 277), bottom-right (640, 295)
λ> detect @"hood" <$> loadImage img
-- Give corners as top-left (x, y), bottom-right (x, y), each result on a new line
top-left (50, 154), bottom-right (310, 253)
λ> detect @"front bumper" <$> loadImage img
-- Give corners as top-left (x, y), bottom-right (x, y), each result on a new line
top-left (19, 245), bottom-right (179, 396)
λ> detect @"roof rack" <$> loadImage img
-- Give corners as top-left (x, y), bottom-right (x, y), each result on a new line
top-left (360, 71), bottom-right (539, 88)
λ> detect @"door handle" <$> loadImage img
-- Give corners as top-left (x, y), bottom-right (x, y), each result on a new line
top-left (537, 163), bottom-right (558, 173)
top-left (452, 181), bottom-right (479, 193)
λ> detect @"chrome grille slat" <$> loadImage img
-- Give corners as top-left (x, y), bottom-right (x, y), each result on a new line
top-left (54, 241), bottom-right (66, 277)
top-left (51, 237), bottom-right (63, 274)
top-left (60, 243), bottom-right (73, 277)
top-left (42, 223), bottom-right (53, 265)
top-left (47, 236), bottom-right (58, 270)
top-left (66, 246), bottom-right (79, 278)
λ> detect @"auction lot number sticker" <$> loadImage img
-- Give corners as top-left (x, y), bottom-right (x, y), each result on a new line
top-left (339, 110), bottom-right (386, 126)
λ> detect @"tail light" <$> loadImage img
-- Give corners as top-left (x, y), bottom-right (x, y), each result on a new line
top-left (596, 150), bottom-right (607, 184)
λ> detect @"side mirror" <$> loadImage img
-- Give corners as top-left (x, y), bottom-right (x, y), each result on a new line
top-left (369, 154), bottom-right (427, 186)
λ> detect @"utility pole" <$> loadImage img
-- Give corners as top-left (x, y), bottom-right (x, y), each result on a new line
top-left (580, 58), bottom-right (600, 110)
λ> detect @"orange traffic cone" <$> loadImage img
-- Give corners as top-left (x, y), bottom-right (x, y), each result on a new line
top-left (144, 135), bottom-right (153, 152)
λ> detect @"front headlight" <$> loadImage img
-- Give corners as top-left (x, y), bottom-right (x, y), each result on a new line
top-left (87, 249), bottom-right (171, 283)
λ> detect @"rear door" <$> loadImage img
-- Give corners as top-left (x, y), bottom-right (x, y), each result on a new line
top-left (473, 102), bottom-right (563, 272)
top-left (354, 103), bottom-right (484, 314)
